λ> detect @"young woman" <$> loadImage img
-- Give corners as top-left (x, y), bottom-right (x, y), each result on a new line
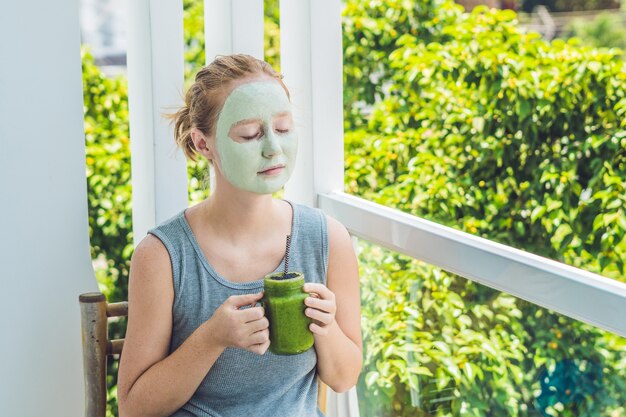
top-left (117, 54), bottom-right (362, 417)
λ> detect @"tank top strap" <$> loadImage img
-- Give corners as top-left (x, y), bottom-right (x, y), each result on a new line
top-left (286, 201), bottom-right (329, 285)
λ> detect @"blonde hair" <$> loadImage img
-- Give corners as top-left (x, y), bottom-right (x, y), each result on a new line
top-left (169, 54), bottom-right (289, 161)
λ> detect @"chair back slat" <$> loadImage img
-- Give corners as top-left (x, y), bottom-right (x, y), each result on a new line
top-left (108, 339), bottom-right (125, 356)
top-left (106, 301), bottom-right (128, 318)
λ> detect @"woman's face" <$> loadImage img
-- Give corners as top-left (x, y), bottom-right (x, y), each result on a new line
top-left (212, 79), bottom-right (297, 195)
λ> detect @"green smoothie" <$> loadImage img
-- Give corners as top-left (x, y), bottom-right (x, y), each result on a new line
top-left (263, 272), bottom-right (314, 355)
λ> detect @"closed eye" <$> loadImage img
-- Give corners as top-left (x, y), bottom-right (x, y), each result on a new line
top-left (241, 130), bottom-right (263, 140)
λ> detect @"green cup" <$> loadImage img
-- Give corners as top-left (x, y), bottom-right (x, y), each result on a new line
top-left (262, 272), bottom-right (314, 355)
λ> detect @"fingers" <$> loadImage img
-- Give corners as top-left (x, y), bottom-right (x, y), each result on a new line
top-left (304, 296), bottom-right (335, 314)
top-left (248, 316), bottom-right (269, 333)
top-left (309, 322), bottom-right (329, 336)
top-left (247, 339), bottom-right (270, 355)
top-left (246, 327), bottom-right (270, 355)
top-left (305, 307), bottom-right (333, 325)
top-left (303, 283), bottom-right (335, 301)
top-left (239, 306), bottom-right (265, 323)
top-left (303, 284), bottom-right (337, 337)
top-left (231, 316), bottom-right (268, 351)
top-left (227, 292), bottom-right (264, 308)
top-left (248, 328), bottom-right (270, 346)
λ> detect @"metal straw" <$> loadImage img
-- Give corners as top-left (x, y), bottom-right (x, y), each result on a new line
top-left (284, 235), bottom-right (291, 276)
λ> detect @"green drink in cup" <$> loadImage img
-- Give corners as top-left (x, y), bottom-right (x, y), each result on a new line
top-left (262, 271), bottom-right (314, 355)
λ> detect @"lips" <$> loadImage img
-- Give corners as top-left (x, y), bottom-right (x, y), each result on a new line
top-left (258, 164), bottom-right (285, 175)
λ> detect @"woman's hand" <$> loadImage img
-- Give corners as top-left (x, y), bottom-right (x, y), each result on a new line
top-left (303, 283), bottom-right (337, 336)
top-left (205, 292), bottom-right (270, 355)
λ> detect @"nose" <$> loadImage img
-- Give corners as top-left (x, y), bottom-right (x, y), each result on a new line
top-left (261, 130), bottom-right (282, 158)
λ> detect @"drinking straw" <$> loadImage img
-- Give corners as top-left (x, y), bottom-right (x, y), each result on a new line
top-left (284, 235), bottom-right (291, 276)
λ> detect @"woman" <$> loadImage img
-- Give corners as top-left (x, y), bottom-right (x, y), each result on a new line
top-left (117, 54), bottom-right (362, 417)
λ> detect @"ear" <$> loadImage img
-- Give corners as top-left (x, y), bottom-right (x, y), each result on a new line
top-left (190, 128), bottom-right (215, 161)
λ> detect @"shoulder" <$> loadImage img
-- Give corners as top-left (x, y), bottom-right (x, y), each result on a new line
top-left (148, 209), bottom-right (186, 239)
top-left (325, 214), bottom-right (357, 281)
top-left (325, 214), bottom-right (351, 251)
top-left (132, 234), bottom-right (170, 266)
top-left (130, 234), bottom-right (173, 291)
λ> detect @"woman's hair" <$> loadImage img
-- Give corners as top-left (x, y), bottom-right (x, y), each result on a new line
top-left (169, 54), bottom-right (289, 161)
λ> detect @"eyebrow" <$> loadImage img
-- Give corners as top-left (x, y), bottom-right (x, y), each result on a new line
top-left (230, 112), bottom-right (293, 128)
top-left (231, 118), bottom-right (262, 128)
top-left (274, 111), bottom-right (291, 119)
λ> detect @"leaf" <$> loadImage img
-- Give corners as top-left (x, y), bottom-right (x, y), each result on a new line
top-left (531, 206), bottom-right (547, 223)
top-left (433, 341), bottom-right (451, 355)
top-left (481, 341), bottom-right (498, 358)
top-left (518, 100), bottom-right (531, 120)
top-left (599, 254), bottom-right (610, 271)
top-left (365, 371), bottom-right (379, 387)
top-left (408, 365), bottom-right (434, 377)
top-left (436, 368), bottom-right (450, 391)
top-left (463, 361), bottom-right (475, 381)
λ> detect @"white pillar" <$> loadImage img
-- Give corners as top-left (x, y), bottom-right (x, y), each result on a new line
top-left (203, 0), bottom-right (264, 187)
top-left (128, 0), bottom-right (188, 245)
top-left (0, 1), bottom-right (95, 416)
top-left (281, 1), bottom-right (356, 416)
top-left (204, 0), bottom-right (264, 61)
top-left (232, 0), bottom-right (265, 58)
top-left (282, 0), bottom-right (344, 208)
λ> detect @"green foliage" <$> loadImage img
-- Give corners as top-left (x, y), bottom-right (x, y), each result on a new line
top-left (564, 13), bottom-right (626, 52)
top-left (520, 0), bottom-right (621, 13)
top-left (358, 243), bottom-right (530, 416)
top-left (183, 0), bottom-right (205, 84)
top-left (183, 0), bottom-right (211, 205)
top-left (264, 0), bottom-right (281, 71)
top-left (82, 48), bottom-right (131, 417)
top-left (346, 2), bottom-right (626, 279)
top-left (83, 49), bottom-right (133, 300)
top-left (358, 237), bottom-right (626, 416)
top-left (343, 1), bottom-right (626, 416)
top-left (342, 0), bottom-right (455, 128)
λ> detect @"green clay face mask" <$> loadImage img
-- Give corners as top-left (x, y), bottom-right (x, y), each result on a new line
top-left (214, 81), bottom-right (298, 194)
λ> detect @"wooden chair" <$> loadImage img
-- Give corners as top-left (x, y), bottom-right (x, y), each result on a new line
top-left (79, 292), bottom-right (327, 417)
top-left (79, 292), bottom-right (127, 417)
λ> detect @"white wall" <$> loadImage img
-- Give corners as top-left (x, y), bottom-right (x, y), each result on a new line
top-left (0, 1), bottom-right (96, 416)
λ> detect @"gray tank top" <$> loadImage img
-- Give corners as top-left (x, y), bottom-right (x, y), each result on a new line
top-left (147, 201), bottom-right (328, 417)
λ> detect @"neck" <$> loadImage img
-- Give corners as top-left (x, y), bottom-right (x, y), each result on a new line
top-left (201, 178), bottom-right (284, 243)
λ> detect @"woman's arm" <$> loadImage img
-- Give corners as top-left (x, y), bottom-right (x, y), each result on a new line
top-left (117, 235), bottom-right (269, 417)
top-left (117, 235), bottom-right (224, 417)
top-left (304, 216), bottom-right (363, 393)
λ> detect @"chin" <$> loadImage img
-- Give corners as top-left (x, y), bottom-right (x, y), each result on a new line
top-left (253, 181), bottom-right (288, 195)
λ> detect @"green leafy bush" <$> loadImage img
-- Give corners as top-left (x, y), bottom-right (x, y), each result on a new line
top-left (82, 48), bottom-right (131, 417)
top-left (520, 0), bottom-right (621, 13)
top-left (564, 13), bottom-right (626, 52)
top-left (343, 1), bottom-right (626, 416)
top-left (342, 0), bottom-right (454, 128)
